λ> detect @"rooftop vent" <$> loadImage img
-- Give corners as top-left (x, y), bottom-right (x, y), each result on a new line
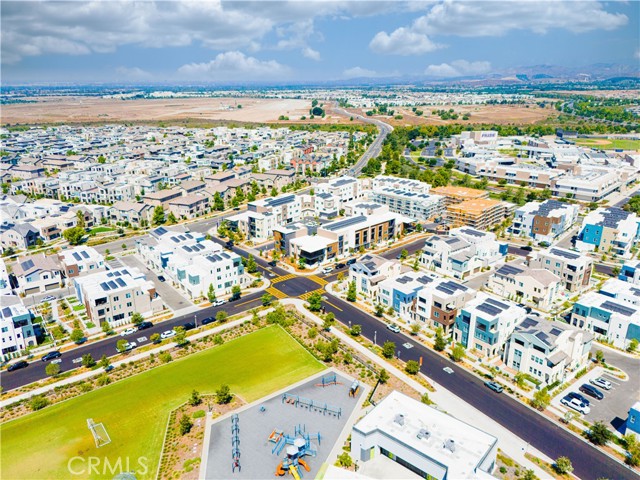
top-left (417, 428), bottom-right (431, 440)
top-left (394, 414), bottom-right (405, 426)
top-left (444, 439), bottom-right (456, 453)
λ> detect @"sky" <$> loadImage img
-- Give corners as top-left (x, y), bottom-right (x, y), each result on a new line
top-left (2, 0), bottom-right (639, 84)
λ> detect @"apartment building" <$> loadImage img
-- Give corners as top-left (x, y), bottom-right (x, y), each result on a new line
top-left (351, 391), bottom-right (498, 480)
top-left (372, 175), bottom-right (429, 194)
top-left (142, 189), bottom-right (184, 207)
top-left (370, 187), bottom-right (445, 221)
top-left (527, 247), bottom-right (593, 292)
top-left (618, 261), bottom-right (640, 285)
top-left (315, 176), bottom-right (363, 203)
top-left (575, 207), bottom-right (640, 258)
top-left (273, 223), bottom-right (308, 257)
top-left (378, 271), bottom-right (439, 322)
top-left (349, 253), bottom-right (402, 300)
top-left (454, 293), bottom-right (527, 358)
top-left (58, 246), bottom-right (105, 279)
top-left (167, 194), bottom-right (209, 220)
top-left (510, 200), bottom-right (579, 244)
top-left (12, 254), bottom-right (63, 295)
top-left (503, 316), bottom-right (592, 387)
top-left (430, 186), bottom-right (489, 207)
top-left (0, 296), bottom-right (38, 361)
top-left (447, 198), bottom-right (514, 230)
top-left (413, 278), bottom-right (476, 335)
top-left (74, 266), bottom-right (163, 327)
top-left (486, 263), bottom-right (562, 312)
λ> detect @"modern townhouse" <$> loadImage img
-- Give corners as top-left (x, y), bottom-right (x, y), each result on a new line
top-left (142, 189), bottom-right (184, 207)
top-left (527, 247), bottom-right (593, 292)
top-left (575, 207), bottom-right (640, 258)
top-left (510, 200), bottom-right (579, 244)
top-left (11, 164), bottom-right (45, 180)
top-left (0, 296), bottom-right (38, 361)
top-left (349, 253), bottom-right (403, 300)
top-left (167, 194), bottom-right (209, 220)
top-left (378, 271), bottom-right (439, 322)
top-left (315, 176), bottom-right (363, 203)
top-left (370, 187), bottom-right (446, 222)
top-left (11, 253), bottom-right (63, 295)
top-left (58, 246), bottom-right (106, 279)
top-left (447, 198), bottom-right (514, 230)
top-left (0, 223), bottom-right (41, 250)
top-left (273, 223), bottom-right (309, 257)
top-left (299, 192), bottom-right (340, 219)
top-left (110, 201), bottom-right (154, 227)
top-left (228, 193), bottom-right (303, 242)
top-left (372, 175), bottom-right (430, 194)
top-left (413, 278), bottom-right (476, 335)
top-left (486, 263), bottom-right (562, 312)
top-left (503, 315), bottom-right (592, 387)
top-left (454, 293), bottom-right (527, 358)
top-left (618, 260), bottom-right (640, 285)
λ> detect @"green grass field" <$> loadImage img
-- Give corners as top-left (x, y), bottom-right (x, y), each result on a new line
top-left (574, 138), bottom-right (640, 151)
top-left (0, 326), bottom-right (322, 479)
top-left (89, 226), bottom-right (114, 234)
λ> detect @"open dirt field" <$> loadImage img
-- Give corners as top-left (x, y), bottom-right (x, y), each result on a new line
top-left (1, 96), bottom-right (349, 125)
top-left (356, 103), bottom-right (558, 127)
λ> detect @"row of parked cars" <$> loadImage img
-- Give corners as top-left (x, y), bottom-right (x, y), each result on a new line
top-left (560, 377), bottom-right (612, 415)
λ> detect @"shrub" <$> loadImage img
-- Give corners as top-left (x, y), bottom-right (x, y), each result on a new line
top-left (81, 353), bottom-right (96, 368)
top-left (216, 384), bottom-right (233, 404)
top-left (214, 334), bottom-right (224, 345)
top-left (377, 368), bottom-right (390, 384)
top-left (96, 373), bottom-right (111, 386)
top-left (159, 352), bottom-right (172, 363)
top-left (530, 388), bottom-right (551, 411)
top-left (337, 452), bottom-right (352, 467)
top-left (554, 456), bottom-right (573, 475)
top-left (308, 327), bottom-right (318, 339)
top-left (382, 341), bottom-right (396, 359)
top-left (192, 410), bottom-right (206, 419)
top-left (451, 344), bottom-right (465, 362)
top-left (575, 367), bottom-right (587, 379)
top-left (405, 360), bottom-right (420, 375)
top-left (349, 324), bottom-right (362, 336)
top-left (189, 389), bottom-right (202, 406)
top-left (179, 415), bottom-right (193, 435)
top-left (45, 363), bottom-right (60, 377)
top-left (30, 395), bottom-right (49, 411)
top-left (587, 421), bottom-right (613, 446)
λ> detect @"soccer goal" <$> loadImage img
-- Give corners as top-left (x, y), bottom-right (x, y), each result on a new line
top-left (87, 418), bottom-right (111, 448)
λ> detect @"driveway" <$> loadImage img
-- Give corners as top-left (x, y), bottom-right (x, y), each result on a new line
top-left (118, 255), bottom-right (193, 311)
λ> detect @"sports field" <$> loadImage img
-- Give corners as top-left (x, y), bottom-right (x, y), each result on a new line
top-left (573, 138), bottom-right (640, 151)
top-left (0, 326), bottom-right (322, 479)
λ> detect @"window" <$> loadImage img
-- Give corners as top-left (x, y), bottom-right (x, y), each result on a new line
top-left (126, 293), bottom-right (131, 299)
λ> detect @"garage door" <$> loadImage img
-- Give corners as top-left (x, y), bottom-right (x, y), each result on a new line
top-left (45, 283), bottom-right (59, 291)
top-left (24, 287), bottom-right (39, 296)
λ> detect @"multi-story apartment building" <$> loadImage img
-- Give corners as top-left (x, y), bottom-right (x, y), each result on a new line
top-left (447, 198), bottom-right (514, 230)
top-left (370, 187), bottom-right (446, 221)
top-left (430, 186), bottom-right (489, 207)
top-left (167, 194), bottom-right (209, 220)
top-left (58, 246), bottom-right (106, 279)
top-left (0, 296), bottom-right (37, 361)
top-left (74, 266), bottom-right (163, 327)
top-left (371, 175), bottom-right (429, 194)
top-left (378, 271), bottom-right (439, 322)
top-left (510, 200), bottom-right (579, 244)
top-left (503, 316), bottom-right (592, 387)
top-left (527, 247), bottom-right (593, 292)
top-left (11, 254), bottom-right (63, 295)
top-left (486, 263), bottom-right (562, 312)
top-left (228, 193), bottom-right (303, 241)
top-left (618, 261), bottom-right (640, 285)
top-left (454, 293), bottom-right (527, 358)
top-left (110, 201), bottom-right (154, 227)
top-left (413, 278), bottom-right (476, 335)
top-left (575, 207), bottom-right (640, 258)
top-left (348, 253), bottom-right (402, 300)
top-left (316, 176), bottom-right (363, 203)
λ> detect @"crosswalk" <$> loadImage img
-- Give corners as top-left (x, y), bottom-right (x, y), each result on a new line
top-left (299, 288), bottom-right (325, 301)
top-left (265, 287), bottom-right (288, 299)
top-left (271, 274), bottom-right (297, 284)
top-left (308, 275), bottom-right (328, 286)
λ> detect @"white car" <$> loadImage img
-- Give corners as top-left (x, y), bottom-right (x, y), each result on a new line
top-left (160, 330), bottom-right (176, 340)
top-left (387, 323), bottom-right (401, 333)
top-left (561, 396), bottom-right (591, 415)
top-left (590, 377), bottom-right (612, 390)
top-left (211, 299), bottom-right (226, 307)
top-left (117, 341), bottom-right (137, 353)
top-left (120, 327), bottom-right (137, 337)
top-left (322, 266), bottom-right (333, 274)
top-left (41, 295), bottom-right (56, 302)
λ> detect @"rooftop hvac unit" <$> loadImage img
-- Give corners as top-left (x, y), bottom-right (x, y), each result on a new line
top-left (444, 439), bottom-right (456, 452)
top-left (394, 414), bottom-right (405, 426)
top-left (417, 428), bottom-right (431, 440)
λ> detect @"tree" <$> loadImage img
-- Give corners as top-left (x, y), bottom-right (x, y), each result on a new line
top-left (307, 291), bottom-right (323, 312)
top-left (297, 257), bottom-right (306, 270)
top-left (322, 315), bottom-right (335, 331)
top-left (350, 324), bottom-right (362, 336)
top-left (588, 421), bottom-right (613, 446)
top-left (377, 368), bottom-right (390, 384)
top-left (63, 226), bottom-right (85, 245)
top-left (101, 321), bottom-right (113, 335)
top-left (374, 304), bottom-right (385, 317)
top-left (150, 333), bottom-right (160, 343)
top-left (215, 310), bottom-right (228, 322)
top-left (400, 249), bottom-right (408, 260)
top-left (99, 354), bottom-right (111, 370)
top-left (530, 388), bottom-right (551, 411)
top-left (554, 456), bottom-right (573, 475)
top-left (627, 338), bottom-right (638, 353)
top-left (167, 212), bottom-right (178, 225)
top-left (410, 323), bottom-right (421, 336)
top-left (514, 372), bottom-right (526, 388)
top-left (207, 284), bottom-right (216, 303)
top-left (179, 415), bottom-right (193, 435)
top-left (30, 395), bottom-right (49, 411)
top-left (70, 328), bottom-right (84, 343)
top-left (231, 285), bottom-right (241, 301)
top-left (595, 349), bottom-right (605, 363)
top-left (76, 210), bottom-right (86, 229)
top-left (116, 339), bottom-right (128, 352)
top-left (451, 344), bottom-right (465, 362)
top-left (216, 384), bottom-right (233, 404)
top-left (261, 293), bottom-right (272, 306)
top-left (405, 360), bottom-right (420, 375)
top-left (412, 258), bottom-right (420, 272)
top-left (131, 312), bottom-right (144, 326)
top-left (346, 281), bottom-right (357, 302)
top-left (213, 192), bottom-right (225, 211)
top-left (520, 469), bottom-right (539, 480)
top-left (189, 389), bottom-right (202, 406)
top-left (45, 363), bottom-right (60, 377)
top-left (434, 328), bottom-right (446, 351)
top-left (152, 205), bottom-right (165, 226)
top-left (382, 341), bottom-right (396, 359)
top-left (174, 326), bottom-right (187, 345)
top-left (81, 353), bottom-right (96, 368)
top-left (246, 254), bottom-right (257, 273)
top-left (337, 452), bottom-right (352, 468)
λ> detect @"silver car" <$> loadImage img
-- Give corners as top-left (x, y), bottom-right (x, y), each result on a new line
top-left (590, 377), bottom-right (612, 390)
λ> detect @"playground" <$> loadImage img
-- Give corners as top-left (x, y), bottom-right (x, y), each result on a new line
top-left (203, 371), bottom-right (365, 480)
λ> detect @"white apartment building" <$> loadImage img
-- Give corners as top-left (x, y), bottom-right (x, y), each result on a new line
top-left (12, 254), bottom-right (63, 295)
top-left (454, 293), bottom-right (527, 358)
top-left (378, 271), bottom-right (439, 322)
top-left (349, 253), bottom-right (402, 300)
top-left (58, 246), bottom-right (105, 279)
top-left (510, 200), bottom-right (579, 244)
top-left (551, 168), bottom-right (622, 202)
top-left (370, 187), bottom-right (445, 221)
top-left (527, 247), bottom-right (593, 292)
top-left (1, 296), bottom-right (37, 361)
top-left (74, 266), bottom-right (163, 327)
top-left (575, 207), bottom-right (640, 258)
top-left (372, 175), bottom-right (430, 193)
top-left (487, 263), bottom-right (562, 312)
top-left (228, 193), bottom-right (302, 241)
top-left (503, 316), bottom-right (592, 387)
top-left (315, 176), bottom-right (363, 203)
top-left (413, 278), bottom-right (476, 335)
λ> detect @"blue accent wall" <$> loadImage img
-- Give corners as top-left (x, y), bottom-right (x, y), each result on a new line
top-left (581, 223), bottom-right (603, 246)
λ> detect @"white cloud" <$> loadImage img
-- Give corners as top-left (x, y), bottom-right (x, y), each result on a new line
top-left (370, 28), bottom-right (442, 55)
top-left (302, 47), bottom-right (321, 61)
top-left (177, 51), bottom-right (290, 81)
top-left (424, 59), bottom-right (492, 77)
top-left (343, 66), bottom-right (378, 78)
top-left (115, 66), bottom-right (153, 81)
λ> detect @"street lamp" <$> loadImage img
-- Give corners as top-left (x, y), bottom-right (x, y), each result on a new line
top-left (374, 330), bottom-right (377, 346)
top-left (194, 314), bottom-right (198, 328)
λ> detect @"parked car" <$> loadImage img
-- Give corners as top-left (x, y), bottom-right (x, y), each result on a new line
top-left (41, 351), bottom-right (62, 362)
top-left (335, 263), bottom-right (345, 269)
top-left (157, 275), bottom-right (166, 282)
top-left (182, 322), bottom-right (196, 331)
top-left (201, 317), bottom-right (215, 325)
top-left (41, 295), bottom-right (56, 302)
top-left (225, 241), bottom-right (234, 250)
top-left (212, 299), bottom-right (226, 307)
top-left (484, 381), bottom-right (504, 393)
top-left (590, 377), bottom-right (612, 390)
top-left (268, 260), bottom-right (278, 267)
top-left (322, 266), bottom-right (334, 274)
top-left (561, 396), bottom-right (590, 415)
top-left (137, 321), bottom-right (153, 331)
top-left (7, 360), bottom-right (29, 372)
top-left (521, 245), bottom-right (533, 252)
top-left (160, 330), bottom-right (176, 340)
top-left (566, 391), bottom-right (590, 406)
top-left (345, 258), bottom-right (356, 266)
top-left (117, 341), bottom-right (137, 353)
top-left (120, 327), bottom-right (137, 337)
top-left (387, 323), bottom-right (401, 333)
top-left (579, 383), bottom-right (604, 400)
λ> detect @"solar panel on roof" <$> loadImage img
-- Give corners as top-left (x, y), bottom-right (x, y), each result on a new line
top-left (183, 245), bottom-right (193, 252)
top-left (477, 303), bottom-right (501, 316)
top-left (496, 265), bottom-right (524, 276)
top-left (436, 285), bottom-right (455, 295)
top-left (154, 227), bottom-right (168, 236)
top-left (100, 282), bottom-right (111, 291)
top-left (550, 327), bottom-right (563, 337)
top-left (72, 252), bottom-right (82, 261)
top-left (185, 233), bottom-right (193, 239)
top-left (21, 259), bottom-right (34, 271)
top-left (81, 250), bottom-right (89, 259)
top-left (171, 237), bottom-right (179, 243)
top-left (601, 300), bottom-right (636, 316)
top-left (486, 297), bottom-right (510, 310)
top-left (108, 281), bottom-right (118, 289)
top-left (324, 215), bottom-right (367, 231)
top-left (417, 276), bottom-right (434, 285)
top-left (549, 248), bottom-right (579, 260)
top-left (115, 278), bottom-right (126, 287)
top-left (2, 307), bottom-right (11, 318)
top-left (460, 228), bottom-right (483, 237)
top-left (520, 317), bottom-right (537, 329)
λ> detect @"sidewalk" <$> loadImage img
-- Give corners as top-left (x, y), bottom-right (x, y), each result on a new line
top-left (281, 299), bottom-right (551, 479)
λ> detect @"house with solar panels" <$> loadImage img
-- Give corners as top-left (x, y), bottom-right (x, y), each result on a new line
top-left (0, 296), bottom-right (37, 361)
top-left (58, 246), bottom-right (105, 279)
top-left (378, 271), bottom-right (440, 322)
top-left (453, 293), bottom-right (527, 358)
top-left (74, 266), bottom-right (163, 328)
top-left (11, 253), bottom-right (63, 295)
top-left (527, 247), bottom-right (593, 293)
top-left (348, 253), bottom-right (403, 301)
top-left (412, 278), bottom-right (476, 335)
top-left (575, 207), bottom-right (640, 258)
top-left (486, 263), bottom-right (562, 312)
top-left (227, 193), bottom-right (302, 242)
top-left (510, 200), bottom-right (579, 244)
top-left (503, 316), bottom-right (592, 387)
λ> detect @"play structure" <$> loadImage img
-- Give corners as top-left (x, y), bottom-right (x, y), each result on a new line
top-left (282, 393), bottom-right (342, 418)
top-left (315, 374), bottom-right (341, 388)
top-left (349, 380), bottom-right (360, 398)
top-left (273, 424), bottom-right (321, 478)
top-left (87, 418), bottom-right (111, 448)
top-left (231, 414), bottom-right (241, 473)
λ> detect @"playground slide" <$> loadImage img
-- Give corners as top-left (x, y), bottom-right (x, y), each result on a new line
top-left (298, 459), bottom-right (311, 472)
top-left (275, 463), bottom-right (285, 476)
top-left (290, 465), bottom-right (301, 480)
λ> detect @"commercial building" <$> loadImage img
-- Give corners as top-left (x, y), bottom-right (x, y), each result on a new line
top-left (527, 247), bottom-right (593, 292)
top-left (447, 198), bottom-right (514, 230)
top-left (348, 253), bottom-right (402, 300)
top-left (551, 168), bottom-right (621, 202)
top-left (575, 207), bottom-right (640, 258)
top-left (0, 296), bottom-right (37, 361)
top-left (351, 390), bottom-right (498, 480)
top-left (503, 316), bottom-right (592, 387)
top-left (58, 246), bottom-right (105, 279)
top-left (487, 263), bottom-right (562, 312)
top-left (74, 266), bottom-right (163, 327)
top-left (510, 200), bottom-right (579, 244)
top-left (378, 271), bottom-right (439, 322)
top-left (413, 278), bottom-right (476, 335)
top-left (11, 254), bottom-right (63, 295)
top-left (454, 293), bottom-right (527, 358)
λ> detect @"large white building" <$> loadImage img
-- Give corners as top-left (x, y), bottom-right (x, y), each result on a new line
top-left (0, 296), bottom-right (37, 361)
top-left (370, 187), bottom-right (445, 221)
top-left (316, 176), bottom-right (364, 203)
top-left (227, 193), bottom-right (302, 241)
top-left (351, 390), bottom-right (498, 480)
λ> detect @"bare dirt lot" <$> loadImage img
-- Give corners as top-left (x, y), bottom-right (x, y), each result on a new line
top-left (1, 96), bottom-right (350, 125)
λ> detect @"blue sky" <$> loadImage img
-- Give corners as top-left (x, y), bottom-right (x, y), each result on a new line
top-left (2, 1), bottom-right (638, 84)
